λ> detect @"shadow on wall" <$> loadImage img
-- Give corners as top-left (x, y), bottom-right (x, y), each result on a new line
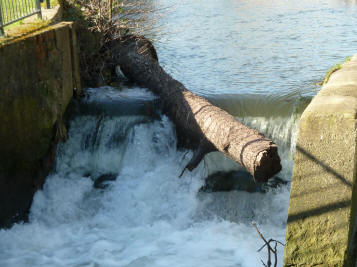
top-left (288, 145), bottom-right (352, 223)
top-left (285, 145), bottom-right (357, 266)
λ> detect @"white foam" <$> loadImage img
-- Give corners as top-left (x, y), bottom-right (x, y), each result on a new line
top-left (0, 114), bottom-right (291, 267)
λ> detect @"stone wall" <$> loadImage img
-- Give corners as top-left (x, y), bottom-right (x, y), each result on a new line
top-left (0, 22), bottom-right (81, 228)
top-left (284, 55), bottom-right (357, 266)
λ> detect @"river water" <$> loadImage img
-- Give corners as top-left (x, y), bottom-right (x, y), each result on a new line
top-left (1, 0), bottom-right (357, 266)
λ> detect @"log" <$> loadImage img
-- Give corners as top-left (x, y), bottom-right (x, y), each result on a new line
top-left (108, 36), bottom-right (282, 182)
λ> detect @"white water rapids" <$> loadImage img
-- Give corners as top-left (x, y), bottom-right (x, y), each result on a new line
top-left (2, 0), bottom-right (356, 264)
top-left (0, 87), bottom-right (296, 267)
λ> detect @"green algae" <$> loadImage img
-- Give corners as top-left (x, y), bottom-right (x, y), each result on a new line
top-left (318, 57), bottom-right (353, 86)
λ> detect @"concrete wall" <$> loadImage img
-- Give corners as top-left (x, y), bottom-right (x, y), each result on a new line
top-left (0, 22), bottom-right (81, 227)
top-left (284, 55), bottom-right (357, 266)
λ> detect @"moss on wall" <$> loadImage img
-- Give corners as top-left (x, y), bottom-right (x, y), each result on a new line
top-left (0, 22), bottom-right (81, 228)
top-left (284, 55), bottom-right (357, 266)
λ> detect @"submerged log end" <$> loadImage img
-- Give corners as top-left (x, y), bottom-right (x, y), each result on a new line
top-left (253, 144), bottom-right (282, 183)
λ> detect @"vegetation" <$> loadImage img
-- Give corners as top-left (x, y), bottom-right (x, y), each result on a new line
top-left (59, 0), bottom-right (151, 87)
top-left (0, 20), bottom-right (51, 45)
top-left (59, 0), bottom-right (119, 86)
top-left (319, 56), bottom-right (352, 86)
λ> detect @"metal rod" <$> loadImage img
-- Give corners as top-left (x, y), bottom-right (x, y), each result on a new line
top-left (21, 0), bottom-right (27, 17)
top-left (7, 1), bottom-right (15, 21)
top-left (30, 0), bottom-right (35, 13)
top-left (35, 0), bottom-right (42, 19)
top-left (2, 0), bottom-right (7, 24)
top-left (0, 1), bottom-right (4, 36)
top-left (6, 0), bottom-right (11, 23)
top-left (6, 0), bottom-right (11, 24)
top-left (14, 0), bottom-right (20, 21)
top-left (20, 0), bottom-right (24, 18)
top-left (24, 0), bottom-right (30, 15)
top-left (2, 10), bottom-right (40, 27)
top-left (28, 0), bottom-right (34, 13)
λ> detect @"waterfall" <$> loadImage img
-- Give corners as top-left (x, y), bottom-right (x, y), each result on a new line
top-left (0, 87), bottom-right (297, 267)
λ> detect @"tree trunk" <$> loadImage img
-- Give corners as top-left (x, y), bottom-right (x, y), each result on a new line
top-left (109, 36), bottom-right (282, 182)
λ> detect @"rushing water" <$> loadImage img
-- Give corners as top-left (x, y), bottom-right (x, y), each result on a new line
top-left (1, 0), bottom-right (357, 266)
top-left (0, 87), bottom-right (294, 267)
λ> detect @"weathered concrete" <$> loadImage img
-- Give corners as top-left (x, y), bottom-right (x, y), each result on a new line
top-left (0, 21), bottom-right (81, 227)
top-left (284, 54), bottom-right (357, 266)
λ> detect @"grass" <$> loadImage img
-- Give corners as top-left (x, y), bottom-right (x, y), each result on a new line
top-left (0, 20), bottom-right (51, 45)
top-left (318, 56), bottom-right (352, 86)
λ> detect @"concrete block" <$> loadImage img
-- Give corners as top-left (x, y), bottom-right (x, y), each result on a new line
top-left (284, 55), bottom-right (357, 266)
top-left (0, 22), bottom-right (81, 227)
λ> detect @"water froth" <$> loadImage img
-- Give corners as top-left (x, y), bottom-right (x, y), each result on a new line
top-left (0, 109), bottom-right (291, 267)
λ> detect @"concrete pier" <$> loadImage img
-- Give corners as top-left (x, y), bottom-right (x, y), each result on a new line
top-left (0, 22), bottom-right (81, 227)
top-left (284, 55), bottom-right (357, 266)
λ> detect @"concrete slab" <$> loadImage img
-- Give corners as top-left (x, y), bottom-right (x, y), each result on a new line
top-left (284, 55), bottom-right (357, 266)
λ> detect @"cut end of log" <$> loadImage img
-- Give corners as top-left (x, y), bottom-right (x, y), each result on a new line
top-left (253, 145), bottom-right (282, 183)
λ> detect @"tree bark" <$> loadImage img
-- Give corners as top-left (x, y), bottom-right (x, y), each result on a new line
top-left (109, 36), bottom-right (282, 182)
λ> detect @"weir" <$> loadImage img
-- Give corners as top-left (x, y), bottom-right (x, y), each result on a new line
top-left (1, 0), bottom-right (357, 266)
top-left (284, 54), bottom-right (357, 266)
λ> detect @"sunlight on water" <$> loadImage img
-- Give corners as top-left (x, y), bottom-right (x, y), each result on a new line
top-left (150, 0), bottom-right (357, 99)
